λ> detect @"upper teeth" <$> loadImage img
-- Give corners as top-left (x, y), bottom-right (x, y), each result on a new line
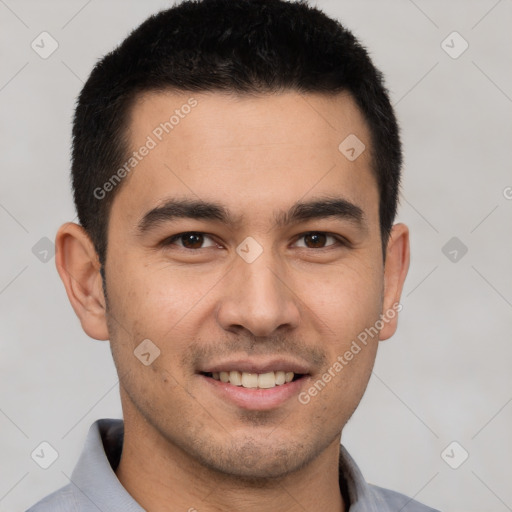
top-left (211, 371), bottom-right (295, 388)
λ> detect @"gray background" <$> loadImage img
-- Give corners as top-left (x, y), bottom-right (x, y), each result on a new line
top-left (1, 0), bottom-right (511, 510)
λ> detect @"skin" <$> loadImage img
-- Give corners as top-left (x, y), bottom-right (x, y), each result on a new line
top-left (55, 90), bottom-right (409, 512)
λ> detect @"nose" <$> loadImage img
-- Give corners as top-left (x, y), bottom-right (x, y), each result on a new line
top-left (215, 248), bottom-right (301, 339)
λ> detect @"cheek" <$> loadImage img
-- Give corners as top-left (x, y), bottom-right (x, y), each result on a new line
top-left (296, 260), bottom-right (383, 339)
top-left (105, 257), bottom-right (229, 383)
top-left (107, 257), bottom-right (215, 334)
top-left (294, 262), bottom-right (382, 403)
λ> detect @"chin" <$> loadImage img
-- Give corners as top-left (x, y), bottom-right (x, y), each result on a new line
top-left (189, 435), bottom-right (319, 481)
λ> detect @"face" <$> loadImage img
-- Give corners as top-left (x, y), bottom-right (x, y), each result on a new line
top-left (64, 90), bottom-right (408, 480)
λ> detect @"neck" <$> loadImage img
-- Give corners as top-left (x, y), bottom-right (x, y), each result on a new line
top-left (115, 414), bottom-right (345, 512)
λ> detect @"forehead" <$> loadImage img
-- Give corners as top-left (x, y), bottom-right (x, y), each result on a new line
top-left (129, 89), bottom-right (370, 155)
top-left (110, 89), bottom-right (378, 232)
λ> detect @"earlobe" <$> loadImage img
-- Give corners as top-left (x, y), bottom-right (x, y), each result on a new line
top-left (55, 222), bottom-right (110, 341)
top-left (379, 223), bottom-right (410, 341)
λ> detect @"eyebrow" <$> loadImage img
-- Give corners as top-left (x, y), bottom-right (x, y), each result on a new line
top-left (135, 196), bottom-right (366, 235)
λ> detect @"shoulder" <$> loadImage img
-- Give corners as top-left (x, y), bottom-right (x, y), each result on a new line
top-left (25, 483), bottom-right (83, 512)
top-left (368, 483), bottom-right (441, 512)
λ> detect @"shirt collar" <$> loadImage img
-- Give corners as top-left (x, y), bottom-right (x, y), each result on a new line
top-left (70, 419), bottom-right (143, 511)
top-left (71, 418), bottom-right (384, 511)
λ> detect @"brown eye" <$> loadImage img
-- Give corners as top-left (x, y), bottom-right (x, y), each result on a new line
top-left (294, 232), bottom-right (341, 249)
top-left (181, 233), bottom-right (204, 249)
top-left (304, 233), bottom-right (327, 248)
top-left (163, 232), bottom-right (216, 249)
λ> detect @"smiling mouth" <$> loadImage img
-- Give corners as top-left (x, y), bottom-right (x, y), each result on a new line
top-left (201, 371), bottom-right (306, 389)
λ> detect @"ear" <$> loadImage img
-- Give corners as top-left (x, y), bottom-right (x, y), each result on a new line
top-left (379, 223), bottom-right (410, 341)
top-left (55, 222), bottom-right (109, 341)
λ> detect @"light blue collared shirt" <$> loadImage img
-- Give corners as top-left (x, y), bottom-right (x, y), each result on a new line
top-left (26, 418), bottom-right (440, 511)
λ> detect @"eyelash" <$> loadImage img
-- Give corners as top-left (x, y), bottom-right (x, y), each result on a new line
top-left (161, 231), bottom-right (349, 251)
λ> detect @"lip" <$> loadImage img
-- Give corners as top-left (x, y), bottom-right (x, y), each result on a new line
top-left (199, 372), bottom-right (311, 411)
top-left (199, 357), bottom-right (311, 375)
top-left (197, 357), bottom-right (312, 411)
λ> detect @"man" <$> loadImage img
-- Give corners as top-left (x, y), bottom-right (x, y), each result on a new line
top-left (27, 0), bottom-right (439, 510)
